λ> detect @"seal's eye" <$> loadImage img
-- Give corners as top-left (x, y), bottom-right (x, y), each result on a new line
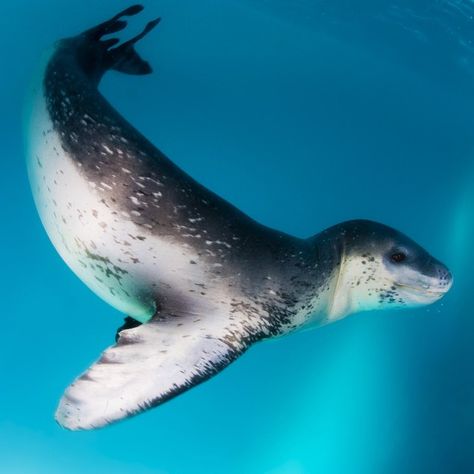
top-left (390, 252), bottom-right (406, 263)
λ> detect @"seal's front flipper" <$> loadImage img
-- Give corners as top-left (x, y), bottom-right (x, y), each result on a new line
top-left (115, 316), bottom-right (142, 342)
top-left (55, 308), bottom-right (260, 430)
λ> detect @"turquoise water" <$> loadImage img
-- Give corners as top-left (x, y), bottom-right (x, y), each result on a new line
top-left (2, 0), bottom-right (473, 472)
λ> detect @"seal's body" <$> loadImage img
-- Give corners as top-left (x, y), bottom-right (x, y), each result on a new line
top-left (26, 6), bottom-right (452, 430)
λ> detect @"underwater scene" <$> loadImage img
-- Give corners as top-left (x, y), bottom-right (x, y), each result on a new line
top-left (1, 0), bottom-right (474, 472)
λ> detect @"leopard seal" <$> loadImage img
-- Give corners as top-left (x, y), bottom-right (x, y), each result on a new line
top-left (25, 5), bottom-right (453, 430)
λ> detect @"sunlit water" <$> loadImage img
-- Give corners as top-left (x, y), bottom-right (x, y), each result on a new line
top-left (1, 0), bottom-right (473, 472)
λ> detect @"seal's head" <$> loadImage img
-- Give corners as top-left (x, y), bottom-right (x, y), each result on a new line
top-left (325, 220), bottom-right (453, 320)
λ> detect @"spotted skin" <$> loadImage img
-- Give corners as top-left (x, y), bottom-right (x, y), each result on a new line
top-left (26, 6), bottom-right (452, 430)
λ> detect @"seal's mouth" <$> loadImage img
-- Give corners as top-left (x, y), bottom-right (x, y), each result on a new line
top-left (395, 282), bottom-right (446, 294)
top-left (393, 279), bottom-right (452, 299)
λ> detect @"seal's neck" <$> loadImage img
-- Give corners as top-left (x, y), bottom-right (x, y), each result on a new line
top-left (326, 253), bottom-right (357, 321)
top-left (326, 253), bottom-right (387, 321)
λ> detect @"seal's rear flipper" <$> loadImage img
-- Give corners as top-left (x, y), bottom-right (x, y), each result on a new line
top-left (107, 17), bottom-right (160, 75)
top-left (55, 308), bottom-right (260, 430)
top-left (80, 5), bottom-right (161, 77)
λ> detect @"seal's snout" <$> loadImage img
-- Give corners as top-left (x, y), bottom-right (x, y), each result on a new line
top-left (423, 260), bottom-right (453, 296)
top-left (435, 264), bottom-right (453, 293)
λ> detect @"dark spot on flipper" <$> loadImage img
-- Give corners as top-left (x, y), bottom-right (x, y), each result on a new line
top-left (115, 316), bottom-right (143, 342)
top-left (101, 38), bottom-right (121, 49)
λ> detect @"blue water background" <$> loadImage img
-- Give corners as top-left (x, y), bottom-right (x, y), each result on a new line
top-left (1, 0), bottom-right (473, 472)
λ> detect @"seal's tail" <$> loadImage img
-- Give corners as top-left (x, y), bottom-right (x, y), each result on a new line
top-left (81, 4), bottom-right (160, 76)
